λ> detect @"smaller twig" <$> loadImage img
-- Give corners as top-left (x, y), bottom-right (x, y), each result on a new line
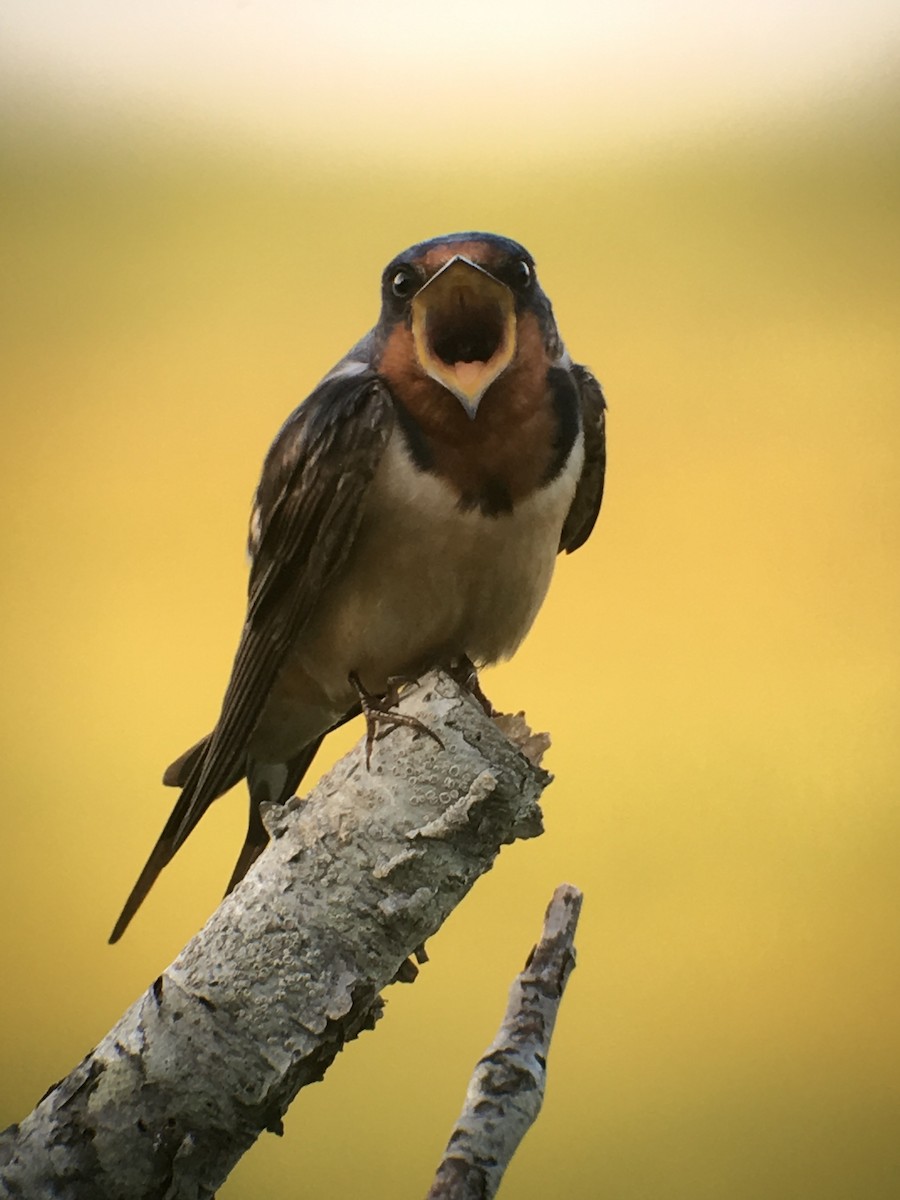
top-left (426, 883), bottom-right (583, 1199)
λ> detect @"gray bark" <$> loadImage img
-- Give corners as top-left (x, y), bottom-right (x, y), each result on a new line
top-left (425, 884), bottom-right (583, 1200)
top-left (0, 673), bottom-right (551, 1200)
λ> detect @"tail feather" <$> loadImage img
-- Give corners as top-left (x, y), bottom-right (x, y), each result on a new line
top-left (220, 705), bottom-right (362, 902)
top-left (109, 746), bottom-right (244, 944)
top-left (162, 734), bottom-right (211, 788)
top-left (108, 783), bottom-right (205, 944)
top-left (110, 704), bottom-right (363, 943)
top-left (223, 797), bottom-right (269, 898)
top-left (222, 735), bottom-right (325, 897)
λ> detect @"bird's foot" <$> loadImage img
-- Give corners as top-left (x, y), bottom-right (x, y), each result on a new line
top-left (446, 655), bottom-right (497, 718)
top-left (349, 672), bottom-right (444, 769)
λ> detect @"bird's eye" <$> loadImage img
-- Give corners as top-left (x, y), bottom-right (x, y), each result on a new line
top-left (391, 268), bottom-right (417, 299)
top-left (513, 259), bottom-right (533, 289)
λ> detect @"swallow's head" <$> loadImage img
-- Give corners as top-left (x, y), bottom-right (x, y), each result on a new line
top-left (378, 232), bottom-right (560, 419)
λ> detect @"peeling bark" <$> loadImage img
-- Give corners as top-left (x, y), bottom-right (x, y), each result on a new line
top-left (426, 884), bottom-right (583, 1200)
top-left (0, 673), bottom-right (550, 1200)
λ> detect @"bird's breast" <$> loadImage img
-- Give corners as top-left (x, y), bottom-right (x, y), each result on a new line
top-left (295, 426), bottom-right (583, 704)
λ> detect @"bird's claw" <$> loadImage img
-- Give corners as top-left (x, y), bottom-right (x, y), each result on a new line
top-left (349, 672), bottom-right (445, 769)
top-left (446, 655), bottom-right (497, 718)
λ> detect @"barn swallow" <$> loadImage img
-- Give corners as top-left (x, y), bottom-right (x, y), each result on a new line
top-left (110, 232), bottom-right (606, 943)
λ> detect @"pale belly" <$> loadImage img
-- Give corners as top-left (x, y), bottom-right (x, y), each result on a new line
top-left (251, 429), bottom-right (582, 760)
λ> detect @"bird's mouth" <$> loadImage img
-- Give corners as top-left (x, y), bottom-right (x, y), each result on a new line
top-left (411, 256), bottom-right (516, 417)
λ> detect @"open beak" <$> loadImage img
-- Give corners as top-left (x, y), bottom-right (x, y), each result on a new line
top-left (411, 256), bottom-right (517, 418)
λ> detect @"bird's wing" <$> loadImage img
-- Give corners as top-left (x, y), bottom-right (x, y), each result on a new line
top-left (182, 366), bottom-right (394, 835)
top-left (559, 364), bottom-right (607, 553)
top-left (109, 368), bottom-right (392, 942)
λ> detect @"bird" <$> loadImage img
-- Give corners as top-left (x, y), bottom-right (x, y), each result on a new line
top-left (109, 231), bottom-right (606, 943)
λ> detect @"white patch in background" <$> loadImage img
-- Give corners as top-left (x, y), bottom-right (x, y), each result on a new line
top-left (2, 1), bottom-right (898, 155)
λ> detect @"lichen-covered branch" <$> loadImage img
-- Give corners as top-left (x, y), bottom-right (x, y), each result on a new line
top-left (0, 673), bottom-right (551, 1200)
top-left (426, 883), bottom-right (583, 1200)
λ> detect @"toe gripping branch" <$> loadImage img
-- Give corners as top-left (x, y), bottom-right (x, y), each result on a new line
top-left (348, 657), bottom-right (495, 770)
top-left (348, 672), bottom-right (445, 769)
top-left (445, 655), bottom-right (497, 718)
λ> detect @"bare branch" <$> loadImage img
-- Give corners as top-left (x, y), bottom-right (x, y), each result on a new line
top-left (0, 673), bottom-right (551, 1200)
top-left (426, 883), bottom-right (583, 1200)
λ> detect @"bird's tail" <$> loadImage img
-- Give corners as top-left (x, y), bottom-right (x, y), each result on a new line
top-left (162, 733), bottom-right (210, 788)
top-left (222, 704), bottom-right (362, 898)
top-left (108, 736), bottom-right (321, 944)
top-left (109, 704), bottom-right (362, 944)
top-left (222, 735), bottom-right (326, 896)
top-left (107, 748), bottom-right (230, 945)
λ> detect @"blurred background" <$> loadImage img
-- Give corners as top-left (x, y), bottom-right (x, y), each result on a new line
top-left (1, 2), bottom-right (899, 1196)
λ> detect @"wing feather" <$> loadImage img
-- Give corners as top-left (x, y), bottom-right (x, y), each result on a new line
top-left (175, 372), bottom-right (393, 842)
top-left (559, 364), bottom-right (607, 554)
top-left (109, 370), bottom-right (393, 941)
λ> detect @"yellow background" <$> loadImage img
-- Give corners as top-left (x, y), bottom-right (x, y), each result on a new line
top-left (1, 21), bottom-right (899, 1199)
